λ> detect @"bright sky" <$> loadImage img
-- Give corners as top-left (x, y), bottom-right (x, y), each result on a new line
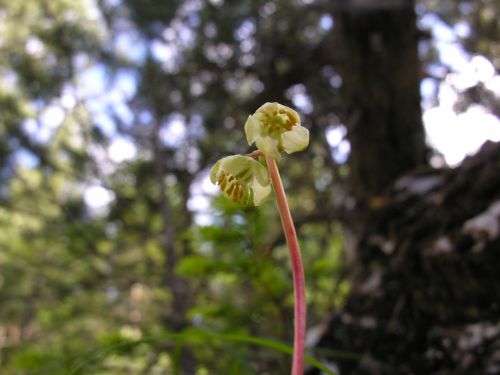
top-left (15, 10), bottom-right (500, 217)
top-left (420, 15), bottom-right (500, 166)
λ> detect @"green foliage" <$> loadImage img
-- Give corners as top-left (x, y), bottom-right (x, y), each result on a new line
top-left (67, 328), bottom-right (338, 375)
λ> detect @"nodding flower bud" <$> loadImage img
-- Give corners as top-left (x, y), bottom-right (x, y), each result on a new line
top-left (244, 102), bottom-right (309, 160)
top-left (210, 155), bottom-right (271, 206)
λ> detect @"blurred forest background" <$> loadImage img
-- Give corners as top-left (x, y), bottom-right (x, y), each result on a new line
top-left (0, 0), bottom-right (499, 374)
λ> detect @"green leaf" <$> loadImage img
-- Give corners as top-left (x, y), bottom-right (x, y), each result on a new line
top-left (68, 328), bottom-right (340, 375)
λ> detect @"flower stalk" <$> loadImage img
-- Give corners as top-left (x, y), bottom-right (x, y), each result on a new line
top-left (210, 102), bottom-right (309, 374)
top-left (266, 156), bottom-right (306, 375)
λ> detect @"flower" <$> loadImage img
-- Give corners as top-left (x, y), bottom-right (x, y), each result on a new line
top-left (244, 102), bottom-right (309, 160)
top-left (210, 155), bottom-right (271, 206)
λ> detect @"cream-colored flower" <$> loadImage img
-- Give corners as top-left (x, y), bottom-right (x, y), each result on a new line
top-left (244, 102), bottom-right (309, 160)
top-left (210, 155), bottom-right (271, 206)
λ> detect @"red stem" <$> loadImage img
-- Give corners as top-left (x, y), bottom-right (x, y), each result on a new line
top-left (266, 157), bottom-right (306, 375)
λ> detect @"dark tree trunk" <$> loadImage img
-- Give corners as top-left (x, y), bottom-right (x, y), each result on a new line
top-left (308, 141), bottom-right (500, 375)
top-left (333, 0), bottom-right (427, 206)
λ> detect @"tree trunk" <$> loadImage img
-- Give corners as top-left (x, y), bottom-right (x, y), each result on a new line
top-left (308, 141), bottom-right (500, 375)
top-left (152, 119), bottom-right (196, 375)
top-left (333, 0), bottom-right (427, 206)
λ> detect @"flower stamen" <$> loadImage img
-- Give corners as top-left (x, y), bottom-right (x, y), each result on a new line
top-left (213, 164), bottom-right (257, 206)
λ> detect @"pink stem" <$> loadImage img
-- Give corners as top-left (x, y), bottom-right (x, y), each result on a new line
top-left (266, 157), bottom-right (306, 375)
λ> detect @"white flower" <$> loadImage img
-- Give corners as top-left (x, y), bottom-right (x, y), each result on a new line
top-left (210, 155), bottom-right (271, 206)
top-left (244, 102), bottom-right (309, 160)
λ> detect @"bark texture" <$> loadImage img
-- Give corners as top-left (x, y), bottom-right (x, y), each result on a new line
top-left (309, 141), bottom-right (500, 374)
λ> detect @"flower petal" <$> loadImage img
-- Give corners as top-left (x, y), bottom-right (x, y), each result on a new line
top-left (256, 102), bottom-right (277, 114)
top-left (210, 158), bottom-right (225, 184)
top-left (251, 179), bottom-right (272, 206)
top-left (256, 136), bottom-right (281, 160)
top-left (244, 115), bottom-right (259, 146)
top-left (251, 158), bottom-right (271, 186)
top-left (281, 104), bottom-right (300, 124)
top-left (211, 155), bottom-right (250, 181)
top-left (282, 125), bottom-right (309, 154)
